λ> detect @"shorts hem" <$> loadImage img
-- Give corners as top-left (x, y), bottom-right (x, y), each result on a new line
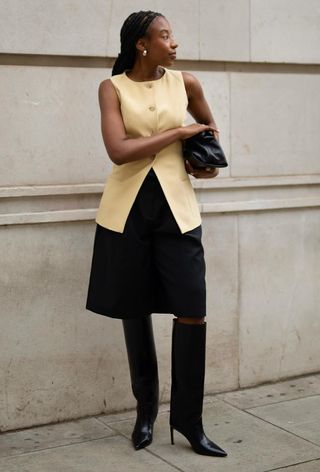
top-left (86, 304), bottom-right (206, 319)
top-left (86, 304), bottom-right (152, 319)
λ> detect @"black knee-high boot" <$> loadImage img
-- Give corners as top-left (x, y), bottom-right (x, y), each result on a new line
top-left (169, 318), bottom-right (227, 457)
top-left (122, 315), bottom-right (159, 450)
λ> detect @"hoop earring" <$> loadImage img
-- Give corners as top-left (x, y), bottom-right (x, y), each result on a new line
top-left (143, 49), bottom-right (147, 56)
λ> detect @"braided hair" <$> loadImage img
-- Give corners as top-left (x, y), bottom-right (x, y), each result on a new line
top-left (112, 10), bottom-right (164, 76)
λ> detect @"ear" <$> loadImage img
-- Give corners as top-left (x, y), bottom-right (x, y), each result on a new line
top-left (135, 37), bottom-right (147, 53)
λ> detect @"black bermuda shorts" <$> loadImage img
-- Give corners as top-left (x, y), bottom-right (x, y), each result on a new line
top-left (86, 168), bottom-right (206, 319)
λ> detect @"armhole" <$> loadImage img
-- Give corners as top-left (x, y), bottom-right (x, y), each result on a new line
top-left (109, 77), bottom-right (121, 103)
top-left (179, 71), bottom-right (189, 107)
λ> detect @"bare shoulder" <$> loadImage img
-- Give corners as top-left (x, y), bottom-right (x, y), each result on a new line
top-left (98, 78), bottom-right (114, 97)
top-left (181, 71), bottom-right (203, 99)
top-left (98, 78), bottom-right (118, 108)
top-left (181, 71), bottom-right (199, 86)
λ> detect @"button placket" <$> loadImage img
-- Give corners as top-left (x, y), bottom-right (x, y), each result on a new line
top-left (146, 82), bottom-right (158, 138)
top-left (146, 82), bottom-right (156, 112)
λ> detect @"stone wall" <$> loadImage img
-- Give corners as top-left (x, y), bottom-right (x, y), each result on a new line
top-left (0, 0), bottom-right (319, 431)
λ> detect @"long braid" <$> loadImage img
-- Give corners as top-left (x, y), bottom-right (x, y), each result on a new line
top-left (112, 10), bottom-right (164, 76)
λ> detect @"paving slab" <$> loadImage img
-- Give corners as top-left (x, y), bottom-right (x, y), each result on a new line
top-left (106, 397), bottom-right (320, 472)
top-left (96, 402), bottom-right (171, 425)
top-left (0, 417), bottom-right (115, 458)
top-left (0, 436), bottom-right (177, 472)
top-left (247, 395), bottom-right (320, 446)
top-left (267, 459), bottom-right (320, 471)
top-left (216, 374), bottom-right (320, 410)
top-left (96, 397), bottom-right (213, 426)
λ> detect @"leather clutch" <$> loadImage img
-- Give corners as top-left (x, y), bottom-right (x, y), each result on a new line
top-left (182, 130), bottom-right (228, 169)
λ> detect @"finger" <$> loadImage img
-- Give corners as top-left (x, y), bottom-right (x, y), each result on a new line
top-left (210, 128), bottom-right (220, 137)
top-left (184, 159), bottom-right (190, 169)
top-left (185, 160), bottom-right (195, 173)
top-left (194, 170), bottom-right (213, 179)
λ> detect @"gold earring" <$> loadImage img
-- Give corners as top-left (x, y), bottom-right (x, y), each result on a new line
top-left (143, 49), bottom-right (147, 56)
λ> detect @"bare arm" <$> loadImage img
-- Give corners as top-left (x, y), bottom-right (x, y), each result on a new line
top-left (182, 71), bottom-right (220, 141)
top-left (98, 79), bottom-right (216, 165)
top-left (182, 71), bottom-right (220, 179)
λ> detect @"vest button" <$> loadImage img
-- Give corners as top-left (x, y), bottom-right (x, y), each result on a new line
top-left (146, 84), bottom-right (152, 88)
top-left (149, 106), bottom-right (155, 111)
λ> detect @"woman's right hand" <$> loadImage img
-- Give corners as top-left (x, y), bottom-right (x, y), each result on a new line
top-left (179, 123), bottom-right (218, 140)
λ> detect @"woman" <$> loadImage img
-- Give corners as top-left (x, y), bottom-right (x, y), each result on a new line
top-left (86, 10), bottom-right (227, 457)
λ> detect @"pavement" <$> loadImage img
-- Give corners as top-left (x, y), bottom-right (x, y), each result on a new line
top-left (1, 373), bottom-right (320, 472)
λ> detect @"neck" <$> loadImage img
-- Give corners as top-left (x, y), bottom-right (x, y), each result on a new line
top-left (127, 60), bottom-right (164, 81)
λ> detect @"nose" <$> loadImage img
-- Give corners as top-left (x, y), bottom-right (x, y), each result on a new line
top-left (171, 39), bottom-right (178, 49)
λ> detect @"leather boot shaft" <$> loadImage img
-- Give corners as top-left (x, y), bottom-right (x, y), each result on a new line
top-left (169, 318), bottom-right (227, 457)
top-left (122, 315), bottom-right (159, 449)
top-left (170, 318), bottom-right (206, 426)
top-left (122, 315), bottom-right (159, 406)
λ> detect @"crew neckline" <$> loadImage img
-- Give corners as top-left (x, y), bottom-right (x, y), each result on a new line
top-left (124, 67), bottom-right (167, 83)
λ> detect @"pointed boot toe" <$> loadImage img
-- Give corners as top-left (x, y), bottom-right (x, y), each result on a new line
top-left (132, 408), bottom-right (157, 450)
top-left (192, 433), bottom-right (227, 457)
top-left (170, 422), bottom-right (227, 457)
top-left (132, 429), bottom-right (153, 450)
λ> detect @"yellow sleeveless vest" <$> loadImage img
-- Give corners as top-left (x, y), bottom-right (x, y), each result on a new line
top-left (95, 67), bottom-right (202, 234)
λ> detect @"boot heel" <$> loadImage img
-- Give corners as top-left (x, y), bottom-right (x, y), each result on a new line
top-left (170, 425), bottom-right (174, 445)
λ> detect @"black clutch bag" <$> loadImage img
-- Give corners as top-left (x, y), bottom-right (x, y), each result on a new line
top-left (182, 130), bottom-right (228, 169)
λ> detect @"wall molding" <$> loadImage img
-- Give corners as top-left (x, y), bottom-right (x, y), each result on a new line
top-left (1, 174), bottom-right (319, 226)
top-left (1, 197), bottom-right (319, 226)
top-left (1, 54), bottom-right (320, 72)
top-left (200, 196), bottom-right (320, 214)
top-left (1, 174), bottom-right (319, 198)
top-left (0, 209), bottom-right (96, 226)
top-left (0, 183), bottom-right (104, 198)
top-left (193, 174), bottom-right (320, 189)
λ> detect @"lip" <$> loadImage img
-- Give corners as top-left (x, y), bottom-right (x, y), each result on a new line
top-left (169, 53), bottom-right (177, 59)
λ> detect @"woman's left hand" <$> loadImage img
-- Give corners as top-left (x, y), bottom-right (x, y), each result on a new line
top-left (185, 160), bottom-right (219, 179)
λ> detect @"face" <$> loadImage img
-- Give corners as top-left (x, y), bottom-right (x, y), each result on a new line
top-left (138, 16), bottom-right (178, 66)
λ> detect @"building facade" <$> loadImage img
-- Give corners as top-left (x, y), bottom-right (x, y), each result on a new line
top-left (0, 0), bottom-right (320, 431)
